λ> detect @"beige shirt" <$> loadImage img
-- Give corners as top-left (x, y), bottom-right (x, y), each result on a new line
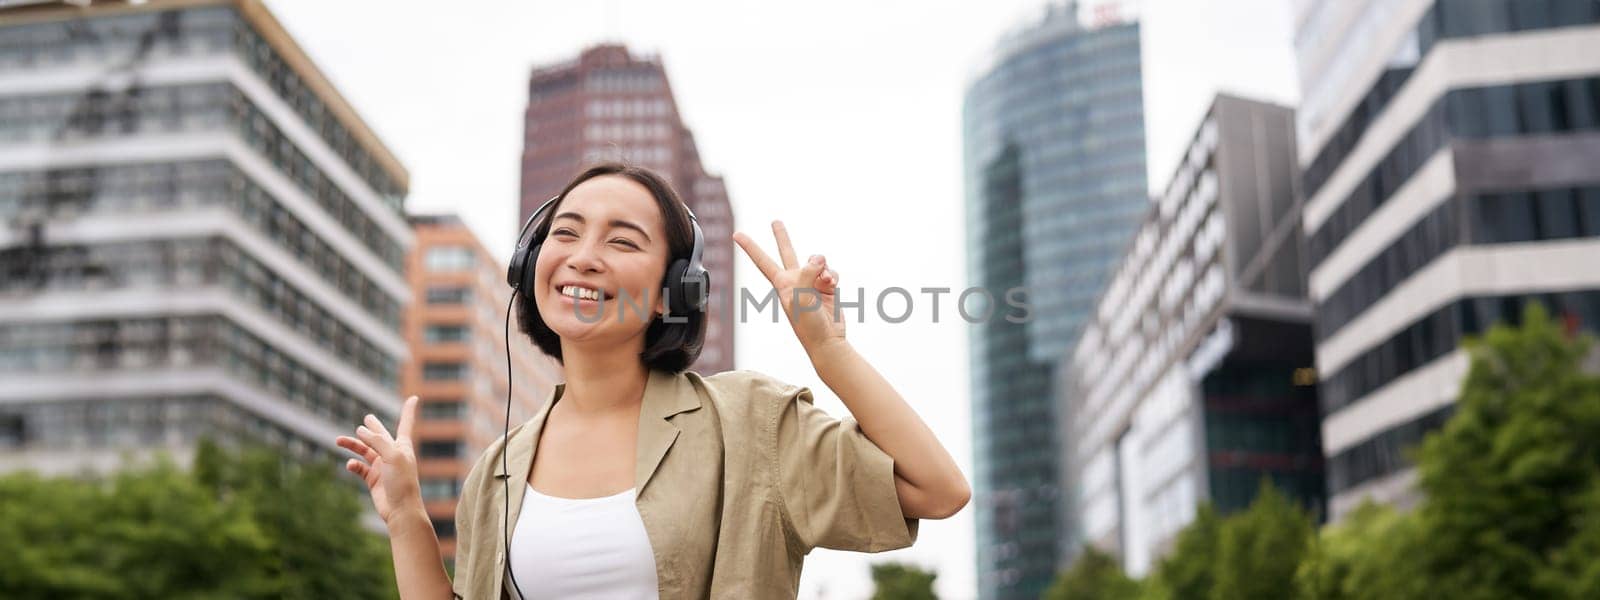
top-left (450, 368), bottom-right (919, 600)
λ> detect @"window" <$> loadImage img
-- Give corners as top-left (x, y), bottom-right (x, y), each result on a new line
top-left (419, 441), bottom-right (463, 459)
top-left (423, 324), bottom-right (469, 343)
top-left (425, 286), bottom-right (471, 305)
top-left (421, 478), bottom-right (462, 500)
top-left (424, 246), bottom-right (475, 272)
top-left (1581, 188), bottom-right (1600, 235)
top-left (432, 518), bottom-right (456, 538)
top-left (422, 362), bottom-right (467, 381)
top-left (421, 400), bottom-right (465, 421)
top-left (1536, 189), bottom-right (1579, 239)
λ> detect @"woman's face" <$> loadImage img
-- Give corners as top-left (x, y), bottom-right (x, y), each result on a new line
top-left (533, 175), bottom-right (672, 344)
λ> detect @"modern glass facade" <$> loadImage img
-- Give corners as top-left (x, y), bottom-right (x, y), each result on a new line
top-left (0, 2), bottom-right (410, 473)
top-left (1295, 0), bottom-right (1600, 518)
top-left (963, 4), bottom-right (1146, 597)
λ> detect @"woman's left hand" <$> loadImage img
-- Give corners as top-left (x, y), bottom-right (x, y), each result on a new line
top-left (733, 221), bottom-right (845, 353)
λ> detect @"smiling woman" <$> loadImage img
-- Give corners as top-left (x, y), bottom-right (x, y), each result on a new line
top-left (335, 162), bottom-right (970, 600)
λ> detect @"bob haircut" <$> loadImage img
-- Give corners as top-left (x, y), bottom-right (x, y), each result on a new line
top-left (515, 162), bottom-right (708, 373)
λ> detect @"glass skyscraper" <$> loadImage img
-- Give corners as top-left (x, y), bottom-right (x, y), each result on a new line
top-left (962, 2), bottom-right (1147, 597)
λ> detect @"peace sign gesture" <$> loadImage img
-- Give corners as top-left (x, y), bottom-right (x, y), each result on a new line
top-left (733, 220), bottom-right (845, 353)
top-left (336, 396), bottom-right (423, 525)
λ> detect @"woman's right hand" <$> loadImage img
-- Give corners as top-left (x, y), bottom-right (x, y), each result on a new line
top-left (336, 396), bottom-right (424, 525)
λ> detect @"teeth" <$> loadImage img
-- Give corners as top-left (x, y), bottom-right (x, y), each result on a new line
top-left (560, 286), bottom-right (602, 301)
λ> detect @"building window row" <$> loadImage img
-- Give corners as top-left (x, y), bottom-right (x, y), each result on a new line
top-left (1316, 185), bottom-right (1600, 341)
top-left (1308, 77), bottom-right (1600, 268)
top-left (586, 98), bottom-right (670, 119)
top-left (425, 285), bottom-right (472, 305)
top-left (584, 69), bottom-right (663, 93)
top-left (1302, 0), bottom-right (1600, 200)
top-left (0, 160), bottom-right (406, 292)
top-left (423, 245), bottom-right (476, 272)
top-left (421, 477), bottom-right (464, 500)
top-left (0, 83), bottom-right (409, 278)
top-left (0, 394), bottom-right (332, 464)
top-left (423, 361), bottom-right (469, 382)
top-left (1321, 290), bottom-right (1600, 415)
top-left (0, 236), bottom-right (399, 389)
top-left (1326, 404), bottom-right (1455, 495)
top-left (0, 316), bottom-right (381, 430)
top-left (0, 6), bottom-right (406, 205)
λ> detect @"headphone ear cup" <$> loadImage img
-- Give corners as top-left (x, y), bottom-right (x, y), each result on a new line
top-left (663, 258), bottom-right (689, 316)
top-left (519, 243), bottom-right (542, 299)
top-left (686, 269), bottom-right (709, 313)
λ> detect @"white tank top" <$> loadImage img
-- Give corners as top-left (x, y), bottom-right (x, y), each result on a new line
top-left (505, 485), bottom-right (660, 600)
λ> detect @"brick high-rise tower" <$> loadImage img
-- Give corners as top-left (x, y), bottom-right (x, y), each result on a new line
top-left (519, 44), bottom-right (734, 374)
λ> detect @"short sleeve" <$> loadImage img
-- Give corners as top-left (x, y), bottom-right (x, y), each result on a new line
top-left (774, 383), bottom-right (920, 553)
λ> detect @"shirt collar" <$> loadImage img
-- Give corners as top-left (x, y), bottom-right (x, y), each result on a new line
top-left (495, 368), bottom-right (703, 514)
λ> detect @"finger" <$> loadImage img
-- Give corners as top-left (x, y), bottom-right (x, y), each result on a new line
top-left (355, 425), bottom-right (394, 458)
top-left (732, 231), bottom-right (781, 284)
top-left (771, 220), bottom-right (798, 270)
top-left (364, 413), bottom-right (394, 443)
top-left (819, 268), bottom-right (838, 294)
top-left (337, 435), bottom-right (380, 463)
top-left (397, 396), bottom-right (419, 441)
top-left (346, 458), bottom-right (369, 478)
top-left (799, 254), bottom-right (826, 289)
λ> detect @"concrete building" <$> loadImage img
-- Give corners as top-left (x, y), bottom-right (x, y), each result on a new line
top-left (0, 0), bottom-right (412, 472)
top-left (1062, 95), bottom-right (1323, 576)
top-left (1293, 0), bottom-right (1600, 519)
top-left (404, 213), bottom-right (560, 562)
top-left (519, 44), bottom-right (734, 374)
top-left (962, 2), bottom-right (1147, 596)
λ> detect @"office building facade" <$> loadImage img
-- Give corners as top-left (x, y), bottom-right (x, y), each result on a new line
top-left (1293, 0), bottom-right (1600, 518)
top-left (963, 2), bottom-right (1147, 596)
top-left (404, 213), bottom-right (560, 561)
top-left (1063, 95), bottom-right (1323, 575)
top-left (0, 0), bottom-right (411, 472)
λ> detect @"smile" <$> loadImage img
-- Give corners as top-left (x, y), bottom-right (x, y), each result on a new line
top-left (558, 285), bottom-right (605, 301)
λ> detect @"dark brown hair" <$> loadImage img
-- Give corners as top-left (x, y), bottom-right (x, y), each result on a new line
top-left (515, 162), bottom-right (707, 373)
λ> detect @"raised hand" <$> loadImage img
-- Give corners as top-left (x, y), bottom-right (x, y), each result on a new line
top-left (336, 396), bottom-right (423, 525)
top-left (732, 220), bottom-right (845, 353)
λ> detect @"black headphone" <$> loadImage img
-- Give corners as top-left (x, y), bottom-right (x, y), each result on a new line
top-left (498, 193), bottom-right (708, 599)
top-left (507, 194), bottom-right (710, 317)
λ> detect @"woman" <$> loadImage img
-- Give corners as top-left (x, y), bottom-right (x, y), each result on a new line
top-left (336, 163), bottom-right (969, 599)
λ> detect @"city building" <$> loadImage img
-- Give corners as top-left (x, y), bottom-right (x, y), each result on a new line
top-left (519, 44), bottom-right (734, 374)
top-left (1062, 95), bottom-right (1323, 576)
top-left (404, 213), bottom-right (560, 562)
top-left (1293, 0), bottom-right (1600, 519)
top-left (0, 0), bottom-right (411, 472)
top-left (962, 2), bottom-right (1147, 596)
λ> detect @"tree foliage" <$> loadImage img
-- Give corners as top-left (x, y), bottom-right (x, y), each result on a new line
top-left (0, 440), bottom-right (397, 599)
top-left (1044, 545), bottom-right (1141, 600)
top-left (870, 561), bottom-right (939, 600)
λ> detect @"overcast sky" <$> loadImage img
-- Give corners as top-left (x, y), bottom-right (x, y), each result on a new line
top-left (261, 0), bottom-right (1297, 597)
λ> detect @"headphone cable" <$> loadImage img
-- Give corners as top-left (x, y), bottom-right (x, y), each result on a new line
top-left (503, 292), bottom-right (528, 600)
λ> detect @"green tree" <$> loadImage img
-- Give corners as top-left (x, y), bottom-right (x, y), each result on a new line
top-left (1294, 501), bottom-right (1427, 600)
top-left (1405, 304), bottom-right (1600, 599)
top-left (870, 561), bottom-right (938, 600)
top-left (1139, 502), bottom-right (1221, 600)
top-left (1045, 545), bottom-right (1141, 600)
top-left (0, 441), bottom-right (398, 599)
top-left (1210, 481), bottom-right (1315, 600)
top-left (1136, 482), bottom-right (1313, 600)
